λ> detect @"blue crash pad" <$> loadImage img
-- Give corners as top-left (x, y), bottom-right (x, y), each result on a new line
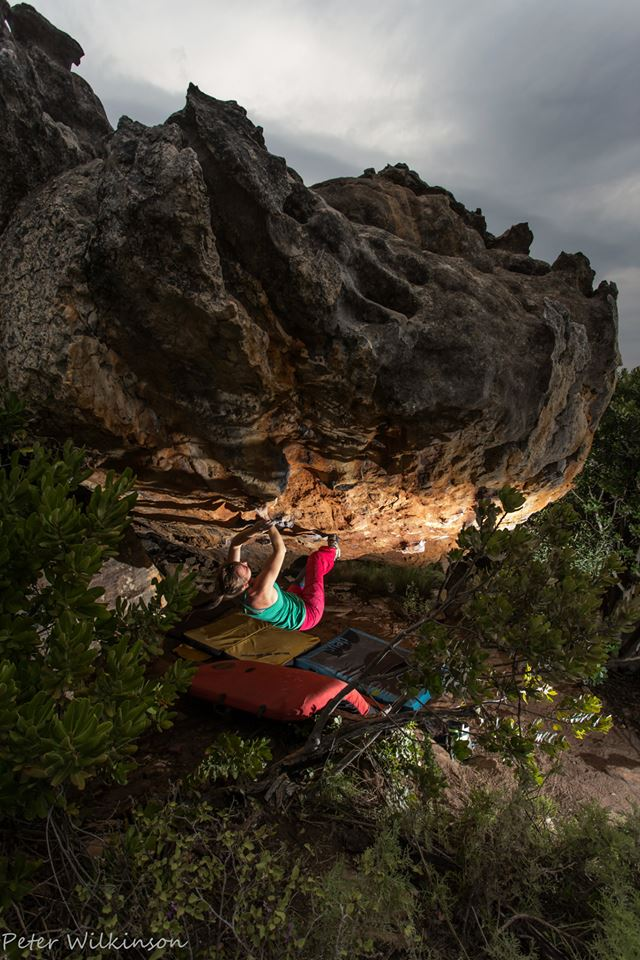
top-left (294, 627), bottom-right (430, 710)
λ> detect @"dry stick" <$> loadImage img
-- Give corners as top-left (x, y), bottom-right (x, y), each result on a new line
top-left (414, 840), bottom-right (473, 960)
top-left (208, 901), bottom-right (254, 958)
top-left (607, 653), bottom-right (640, 666)
top-left (315, 726), bottom-right (389, 784)
top-left (49, 813), bottom-right (92, 886)
top-left (45, 809), bottom-right (80, 930)
top-left (11, 901), bottom-right (29, 937)
top-left (180, 917), bottom-right (195, 960)
top-left (471, 906), bottom-right (490, 952)
top-left (499, 913), bottom-right (586, 946)
top-left (215, 864), bottom-right (230, 954)
top-left (262, 694), bottom-right (445, 802)
top-left (248, 712), bottom-right (416, 797)
top-left (293, 656), bottom-right (447, 780)
top-left (316, 696), bottom-right (432, 791)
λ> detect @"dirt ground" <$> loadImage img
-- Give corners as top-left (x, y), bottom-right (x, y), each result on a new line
top-left (89, 580), bottom-right (640, 821)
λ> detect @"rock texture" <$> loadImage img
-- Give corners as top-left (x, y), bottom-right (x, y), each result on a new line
top-left (0, 4), bottom-right (620, 561)
top-left (0, 3), bottom-right (111, 232)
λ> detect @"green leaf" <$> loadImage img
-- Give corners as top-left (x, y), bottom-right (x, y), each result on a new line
top-left (498, 486), bottom-right (526, 514)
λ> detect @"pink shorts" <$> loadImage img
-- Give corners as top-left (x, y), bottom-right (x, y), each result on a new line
top-left (286, 546), bottom-right (336, 631)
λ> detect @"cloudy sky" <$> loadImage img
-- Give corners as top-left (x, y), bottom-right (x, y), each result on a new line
top-left (38, 0), bottom-right (640, 368)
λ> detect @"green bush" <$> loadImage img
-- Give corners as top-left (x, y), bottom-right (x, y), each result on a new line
top-left (304, 827), bottom-right (421, 959)
top-left (6, 794), bottom-right (421, 960)
top-left (410, 489), bottom-right (635, 781)
top-left (191, 732), bottom-right (272, 785)
top-left (0, 396), bottom-right (196, 818)
top-left (409, 789), bottom-right (640, 960)
top-left (368, 722), bottom-right (445, 811)
top-left (570, 366), bottom-right (640, 578)
top-left (528, 370), bottom-right (640, 582)
top-left (5, 784), bottom-right (640, 960)
top-left (534, 367), bottom-right (640, 661)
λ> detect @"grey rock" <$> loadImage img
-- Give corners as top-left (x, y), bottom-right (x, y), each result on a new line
top-left (0, 5), bottom-right (620, 560)
top-left (487, 222), bottom-right (534, 255)
top-left (551, 251), bottom-right (596, 297)
top-left (7, 2), bottom-right (83, 68)
top-left (0, 2), bottom-right (111, 231)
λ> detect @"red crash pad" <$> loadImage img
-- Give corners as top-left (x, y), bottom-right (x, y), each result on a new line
top-left (189, 659), bottom-right (370, 720)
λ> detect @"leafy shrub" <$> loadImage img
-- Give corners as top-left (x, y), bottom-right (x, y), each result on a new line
top-left (410, 488), bottom-right (634, 781)
top-left (6, 785), bottom-right (640, 960)
top-left (309, 720), bottom-right (445, 818)
top-left (304, 827), bottom-right (421, 959)
top-left (409, 789), bottom-right (640, 960)
top-left (369, 722), bottom-right (445, 810)
top-left (311, 764), bottom-right (367, 809)
top-left (0, 396), bottom-right (196, 818)
top-left (2, 789), bottom-right (421, 960)
top-left (571, 366), bottom-right (640, 578)
top-left (537, 367), bottom-right (640, 661)
top-left (0, 853), bottom-right (40, 911)
top-left (191, 732), bottom-right (272, 784)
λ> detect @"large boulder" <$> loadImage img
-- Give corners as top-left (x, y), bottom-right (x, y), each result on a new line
top-left (0, 5), bottom-right (620, 561)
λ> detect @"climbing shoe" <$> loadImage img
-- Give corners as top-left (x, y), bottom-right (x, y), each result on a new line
top-left (327, 534), bottom-right (341, 559)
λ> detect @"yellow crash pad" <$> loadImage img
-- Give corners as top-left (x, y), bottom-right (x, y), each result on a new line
top-left (179, 612), bottom-right (320, 666)
top-left (173, 644), bottom-right (211, 662)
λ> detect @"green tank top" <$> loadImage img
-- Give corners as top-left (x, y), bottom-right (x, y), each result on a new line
top-left (242, 582), bottom-right (306, 631)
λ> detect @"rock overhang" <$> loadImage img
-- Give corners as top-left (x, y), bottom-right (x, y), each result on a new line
top-left (0, 3), bottom-right (620, 562)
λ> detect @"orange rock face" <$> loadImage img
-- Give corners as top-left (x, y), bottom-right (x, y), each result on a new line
top-left (0, 7), bottom-right (619, 563)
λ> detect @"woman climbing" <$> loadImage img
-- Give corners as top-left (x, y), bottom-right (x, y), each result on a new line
top-left (216, 514), bottom-right (339, 631)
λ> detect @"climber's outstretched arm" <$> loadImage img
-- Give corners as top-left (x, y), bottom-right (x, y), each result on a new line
top-left (251, 524), bottom-right (286, 594)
